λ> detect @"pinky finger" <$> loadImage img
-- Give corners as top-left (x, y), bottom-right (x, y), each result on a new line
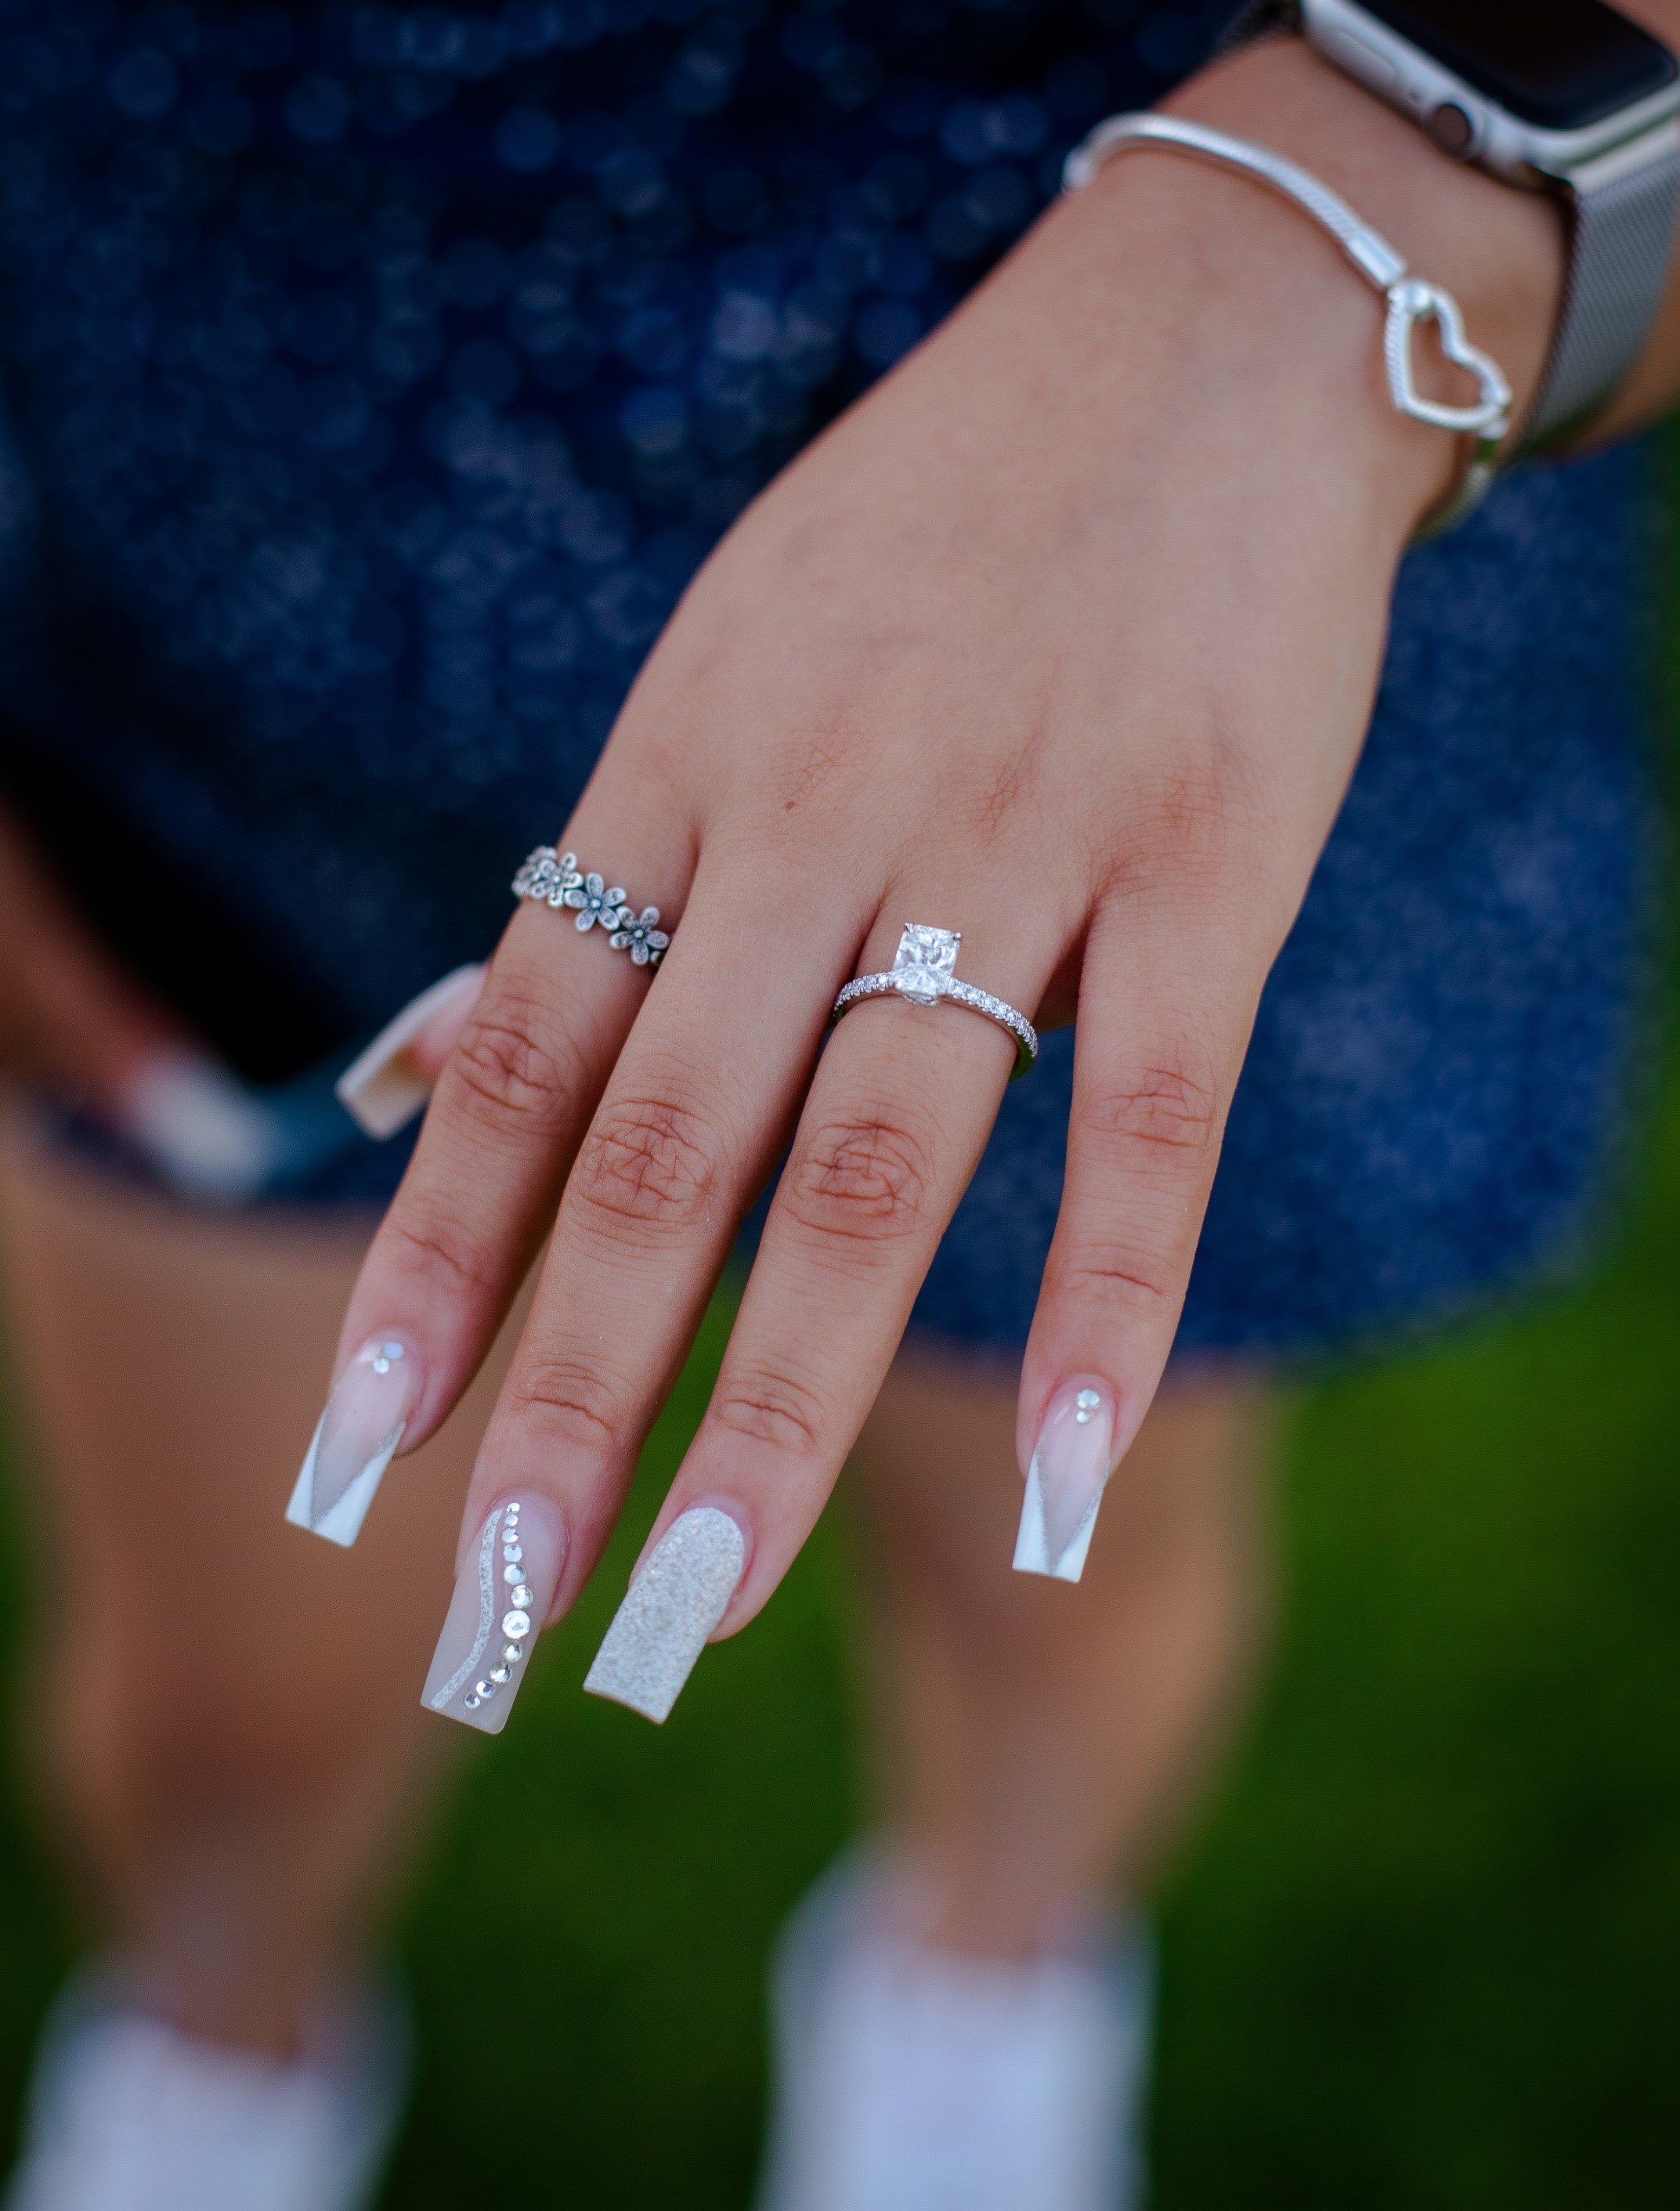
top-left (1013, 909), bottom-right (1254, 1582)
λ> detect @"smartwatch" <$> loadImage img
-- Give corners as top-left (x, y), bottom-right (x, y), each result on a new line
top-left (1237, 1), bottom-right (1680, 450)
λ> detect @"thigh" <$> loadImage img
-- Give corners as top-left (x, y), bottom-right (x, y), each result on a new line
top-left (0, 1107), bottom-right (521, 1767)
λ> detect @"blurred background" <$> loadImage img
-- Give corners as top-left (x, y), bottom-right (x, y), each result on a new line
top-left (2, 569), bottom-right (1678, 2211)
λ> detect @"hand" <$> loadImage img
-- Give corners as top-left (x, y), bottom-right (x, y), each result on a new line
top-left (0, 804), bottom-right (283, 1202)
top-left (327, 45), bottom-right (1560, 1704)
top-left (0, 801), bottom-right (184, 1104)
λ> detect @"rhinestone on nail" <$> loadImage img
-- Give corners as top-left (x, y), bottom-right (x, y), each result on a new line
top-left (1074, 1389), bottom-right (1101, 1424)
top-left (502, 1609), bottom-right (531, 1638)
top-left (490, 1664), bottom-right (511, 1684)
top-left (503, 1563), bottom-right (524, 1584)
top-left (511, 1584), bottom-right (533, 1609)
top-left (464, 1693), bottom-right (482, 1709)
top-left (502, 1643), bottom-right (523, 1664)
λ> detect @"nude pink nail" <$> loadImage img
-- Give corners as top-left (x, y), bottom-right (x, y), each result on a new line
top-left (1013, 1379), bottom-right (1117, 1584)
top-left (334, 964), bottom-right (486, 1140)
top-left (285, 1333), bottom-right (425, 1547)
top-left (421, 1495), bottom-right (567, 1734)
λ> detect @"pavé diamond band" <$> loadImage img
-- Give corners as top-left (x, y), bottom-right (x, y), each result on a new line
top-left (833, 924), bottom-right (1039, 1079)
top-left (511, 845), bottom-right (670, 967)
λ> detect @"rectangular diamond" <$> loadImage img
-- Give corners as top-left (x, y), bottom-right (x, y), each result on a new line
top-left (892, 923), bottom-right (959, 1004)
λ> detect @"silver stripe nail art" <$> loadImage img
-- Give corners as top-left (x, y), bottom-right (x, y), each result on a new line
top-left (429, 1506), bottom-right (504, 1711)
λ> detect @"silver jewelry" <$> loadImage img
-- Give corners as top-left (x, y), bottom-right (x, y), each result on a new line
top-left (833, 924), bottom-right (1039, 1079)
top-left (1063, 112), bottom-right (1512, 534)
top-left (511, 846), bottom-right (670, 967)
top-left (1234, 1), bottom-right (1680, 460)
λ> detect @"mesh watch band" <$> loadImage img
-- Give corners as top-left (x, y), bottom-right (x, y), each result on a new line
top-left (1525, 124), bottom-right (1680, 448)
top-left (1218, 0), bottom-right (1680, 475)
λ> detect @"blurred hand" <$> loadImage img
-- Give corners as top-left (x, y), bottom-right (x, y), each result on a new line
top-left (331, 47), bottom-right (1560, 1659)
top-left (0, 804), bottom-right (281, 1201)
top-left (0, 803), bottom-right (180, 1111)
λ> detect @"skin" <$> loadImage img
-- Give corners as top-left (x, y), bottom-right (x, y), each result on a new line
top-left (339, 37), bottom-right (1565, 1654)
top-left (4, 15), bottom-right (1680, 2055)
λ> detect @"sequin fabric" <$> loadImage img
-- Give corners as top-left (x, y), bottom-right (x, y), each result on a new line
top-left (0, 1), bottom-right (1657, 1354)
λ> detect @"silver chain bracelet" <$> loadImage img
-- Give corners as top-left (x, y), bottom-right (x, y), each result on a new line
top-left (1063, 112), bottom-right (1513, 536)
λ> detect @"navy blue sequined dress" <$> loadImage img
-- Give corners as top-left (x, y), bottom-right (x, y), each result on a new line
top-left (0, 1), bottom-right (1657, 1358)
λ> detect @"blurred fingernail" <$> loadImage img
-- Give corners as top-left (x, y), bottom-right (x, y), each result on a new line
top-left (583, 1505), bottom-right (746, 1724)
top-left (285, 1334), bottom-right (424, 1546)
top-left (1013, 1380), bottom-right (1116, 1584)
top-left (422, 1496), bottom-right (566, 1733)
top-left (119, 1050), bottom-right (285, 1202)
top-left (335, 964), bottom-right (486, 1140)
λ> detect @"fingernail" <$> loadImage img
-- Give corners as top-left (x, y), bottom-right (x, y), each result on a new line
top-left (583, 1505), bottom-right (747, 1724)
top-left (421, 1495), bottom-right (567, 1733)
top-left (334, 964), bottom-right (486, 1140)
top-left (285, 1334), bottom-right (425, 1547)
top-left (118, 1050), bottom-right (285, 1202)
top-left (1013, 1380), bottom-right (1117, 1584)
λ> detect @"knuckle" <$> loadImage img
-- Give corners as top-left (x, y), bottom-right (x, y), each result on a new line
top-left (710, 1364), bottom-right (829, 1459)
top-left (569, 1089), bottom-right (723, 1234)
top-left (504, 1356), bottom-right (626, 1458)
top-left (1051, 1241), bottom-right (1182, 1323)
top-left (1086, 1057), bottom-right (1221, 1165)
top-left (1106, 729), bottom-right (1263, 905)
top-left (380, 1204), bottom-right (496, 1303)
top-left (446, 991), bottom-right (583, 1138)
top-left (784, 1105), bottom-right (939, 1245)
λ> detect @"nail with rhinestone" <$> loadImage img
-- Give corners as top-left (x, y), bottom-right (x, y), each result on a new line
top-left (583, 1505), bottom-right (747, 1724)
top-left (286, 1332), bottom-right (426, 1547)
top-left (422, 1495), bottom-right (566, 1735)
top-left (334, 964), bottom-right (486, 1140)
top-left (1013, 1379), bottom-right (1118, 1584)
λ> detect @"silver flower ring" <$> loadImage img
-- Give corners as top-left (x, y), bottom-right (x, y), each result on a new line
top-left (833, 924), bottom-right (1038, 1079)
top-left (511, 847), bottom-right (671, 969)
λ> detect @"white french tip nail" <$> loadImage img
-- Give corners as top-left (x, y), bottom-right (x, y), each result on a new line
top-left (117, 1051), bottom-right (286, 1202)
top-left (285, 1334), bottom-right (424, 1546)
top-left (583, 1506), bottom-right (746, 1724)
top-left (1013, 1381), bottom-right (1118, 1584)
top-left (334, 964), bottom-right (486, 1140)
top-left (421, 1496), bottom-right (567, 1734)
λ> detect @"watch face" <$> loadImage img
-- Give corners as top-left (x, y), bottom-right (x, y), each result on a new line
top-left (1363, 0), bottom-right (1678, 129)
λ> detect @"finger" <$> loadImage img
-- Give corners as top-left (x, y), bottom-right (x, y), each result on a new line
top-left (296, 803), bottom-right (693, 1544)
top-left (578, 904), bottom-right (1064, 1721)
top-left (1011, 893), bottom-right (1262, 1583)
top-left (431, 850), bottom-right (876, 1606)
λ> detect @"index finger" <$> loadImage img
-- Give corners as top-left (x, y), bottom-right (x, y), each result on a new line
top-left (287, 804), bottom-right (692, 1545)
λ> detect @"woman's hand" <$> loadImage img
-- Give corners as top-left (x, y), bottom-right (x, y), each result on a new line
top-left (326, 44), bottom-right (1561, 1703)
top-left (0, 806), bottom-right (284, 1202)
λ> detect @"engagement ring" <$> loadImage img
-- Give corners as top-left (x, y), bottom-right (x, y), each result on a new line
top-left (833, 925), bottom-right (1038, 1078)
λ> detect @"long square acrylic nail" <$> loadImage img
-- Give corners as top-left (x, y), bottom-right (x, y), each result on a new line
top-left (1013, 1381), bottom-right (1117, 1584)
top-left (422, 1496), bottom-right (566, 1734)
top-left (583, 1506), bottom-right (746, 1723)
top-left (285, 1335), bottom-right (423, 1547)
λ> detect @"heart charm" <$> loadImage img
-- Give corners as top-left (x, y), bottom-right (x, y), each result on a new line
top-left (1384, 277), bottom-right (1512, 439)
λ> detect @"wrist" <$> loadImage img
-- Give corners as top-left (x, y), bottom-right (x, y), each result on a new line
top-left (1041, 34), bottom-right (1565, 543)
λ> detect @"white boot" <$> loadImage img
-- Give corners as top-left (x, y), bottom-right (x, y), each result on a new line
top-left (756, 1858), bottom-right (1152, 2211)
top-left (5, 1974), bottom-right (409, 2211)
